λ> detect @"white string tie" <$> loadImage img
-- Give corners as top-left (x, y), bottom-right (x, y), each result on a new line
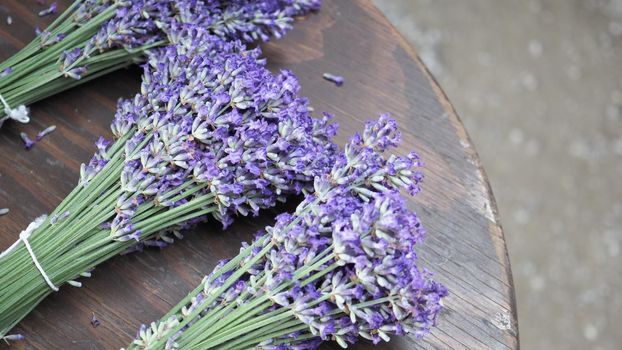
top-left (0, 93), bottom-right (30, 124)
top-left (0, 215), bottom-right (58, 291)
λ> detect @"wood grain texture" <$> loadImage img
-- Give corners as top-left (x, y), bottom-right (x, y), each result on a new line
top-left (0, 0), bottom-right (518, 349)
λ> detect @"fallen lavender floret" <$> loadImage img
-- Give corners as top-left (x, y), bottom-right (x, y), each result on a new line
top-left (38, 2), bottom-right (58, 17)
top-left (35, 125), bottom-right (56, 141)
top-left (323, 72), bottom-right (344, 86)
top-left (128, 116), bottom-right (446, 350)
top-left (19, 132), bottom-right (35, 149)
top-left (1, 334), bottom-right (24, 343)
top-left (0, 0), bottom-right (322, 128)
top-left (91, 313), bottom-right (101, 328)
top-left (0, 27), bottom-right (337, 339)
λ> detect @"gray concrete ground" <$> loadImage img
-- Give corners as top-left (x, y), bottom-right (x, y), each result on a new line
top-left (373, 0), bottom-right (622, 349)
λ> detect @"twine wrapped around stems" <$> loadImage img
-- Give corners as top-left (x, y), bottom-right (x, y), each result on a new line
top-left (0, 216), bottom-right (58, 291)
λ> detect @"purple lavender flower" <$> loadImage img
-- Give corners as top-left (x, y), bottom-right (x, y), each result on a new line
top-left (38, 2), bottom-right (57, 17)
top-left (63, 66), bottom-right (87, 80)
top-left (0, 18), bottom-right (336, 341)
top-left (0, 68), bottom-right (11, 78)
top-left (90, 313), bottom-right (100, 328)
top-left (1, 1), bottom-right (323, 128)
top-left (322, 73), bottom-right (344, 87)
top-left (1, 334), bottom-right (24, 342)
top-left (81, 0), bottom-right (323, 55)
top-left (36, 125), bottom-right (56, 141)
top-left (85, 25), bottom-right (339, 243)
top-left (19, 132), bottom-right (35, 149)
top-left (128, 116), bottom-right (446, 350)
top-left (60, 48), bottom-right (81, 69)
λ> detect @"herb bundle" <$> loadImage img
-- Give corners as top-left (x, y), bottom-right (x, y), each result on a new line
top-left (128, 116), bottom-right (447, 350)
top-left (0, 0), bottom-right (321, 128)
top-left (0, 25), bottom-right (336, 339)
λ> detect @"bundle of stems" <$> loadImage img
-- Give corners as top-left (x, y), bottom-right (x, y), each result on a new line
top-left (0, 0), bottom-right (321, 127)
top-left (127, 116), bottom-right (447, 350)
top-left (0, 26), bottom-right (336, 339)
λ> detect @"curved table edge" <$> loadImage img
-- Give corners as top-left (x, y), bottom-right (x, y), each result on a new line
top-left (365, 3), bottom-right (520, 348)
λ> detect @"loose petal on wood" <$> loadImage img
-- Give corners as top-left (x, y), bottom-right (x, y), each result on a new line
top-left (0, 0), bottom-right (518, 349)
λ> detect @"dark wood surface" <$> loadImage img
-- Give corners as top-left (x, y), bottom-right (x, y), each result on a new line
top-left (0, 1), bottom-right (518, 349)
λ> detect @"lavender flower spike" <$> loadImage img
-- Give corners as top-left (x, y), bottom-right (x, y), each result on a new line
top-left (128, 116), bottom-right (447, 350)
top-left (0, 0), bottom-right (323, 128)
top-left (0, 25), bottom-right (337, 339)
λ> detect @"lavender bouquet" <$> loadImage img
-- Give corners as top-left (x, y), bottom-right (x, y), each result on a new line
top-left (0, 26), bottom-right (336, 340)
top-left (127, 116), bottom-right (447, 350)
top-left (0, 0), bottom-right (320, 128)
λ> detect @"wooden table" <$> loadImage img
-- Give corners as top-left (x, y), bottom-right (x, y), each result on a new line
top-left (0, 1), bottom-right (518, 349)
